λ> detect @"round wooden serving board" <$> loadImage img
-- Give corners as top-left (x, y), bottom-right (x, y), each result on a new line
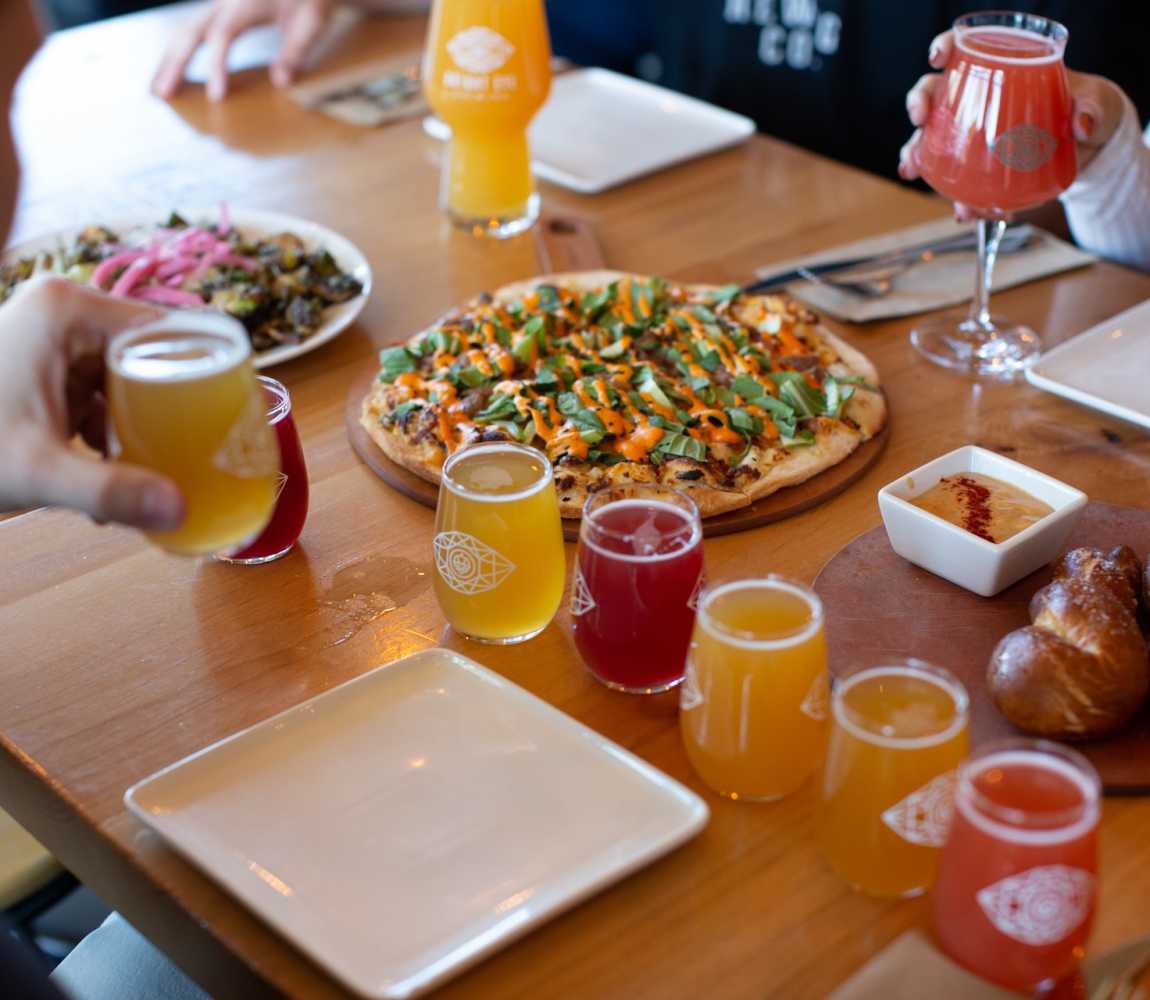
top-left (813, 501), bottom-right (1150, 794)
top-left (345, 371), bottom-right (889, 541)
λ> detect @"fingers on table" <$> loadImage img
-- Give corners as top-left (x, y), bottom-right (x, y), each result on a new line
top-left (270, 0), bottom-right (333, 88)
top-left (152, 6), bottom-right (214, 98)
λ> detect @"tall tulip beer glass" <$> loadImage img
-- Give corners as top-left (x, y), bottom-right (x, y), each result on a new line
top-left (107, 312), bottom-right (279, 556)
top-left (933, 739), bottom-right (1100, 993)
top-left (572, 486), bottom-right (704, 694)
top-left (424, 0), bottom-right (552, 237)
top-left (681, 577), bottom-right (828, 801)
top-left (914, 12), bottom-right (1075, 376)
top-left (218, 376), bottom-right (309, 564)
top-left (433, 442), bottom-right (564, 642)
top-left (818, 661), bottom-right (970, 898)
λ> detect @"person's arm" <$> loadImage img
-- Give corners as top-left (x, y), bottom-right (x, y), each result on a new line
top-left (1060, 93), bottom-right (1150, 273)
top-left (153, 0), bottom-right (430, 101)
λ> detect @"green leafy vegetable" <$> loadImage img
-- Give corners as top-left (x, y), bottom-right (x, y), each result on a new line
top-left (599, 339), bottom-right (628, 360)
top-left (378, 346), bottom-right (416, 382)
top-left (690, 340), bottom-right (721, 373)
top-left (535, 284), bottom-right (560, 311)
top-left (769, 371), bottom-right (825, 418)
top-left (709, 283), bottom-right (741, 308)
top-left (475, 394), bottom-right (518, 423)
top-left (581, 284), bottom-right (614, 320)
top-left (655, 433), bottom-right (708, 462)
top-left (455, 366), bottom-right (489, 389)
top-left (556, 391), bottom-right (606, 444)
top-left (726, 407), bottom-right (763, 435)
top-left (781, 429), bottom-right (817, 448)
top-left (635, 366), bottom-right (673, 410)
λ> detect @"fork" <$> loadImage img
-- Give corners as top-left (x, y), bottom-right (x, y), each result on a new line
top-left (798, 224), bottom-right (1034, 298)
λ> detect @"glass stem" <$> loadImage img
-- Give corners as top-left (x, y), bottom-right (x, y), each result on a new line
top-left (969, 217), bottom-right (1007, 330)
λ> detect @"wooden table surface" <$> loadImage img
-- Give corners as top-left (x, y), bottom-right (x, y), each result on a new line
top-left (4, 7), bottom-right (1150, 999)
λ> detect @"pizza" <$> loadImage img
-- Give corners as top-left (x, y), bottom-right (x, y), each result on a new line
top-left (360, 270), bottom-right (886, 518)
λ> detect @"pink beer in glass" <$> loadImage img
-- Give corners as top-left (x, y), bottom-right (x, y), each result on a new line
top-left (571, 486), bottom-right (703, 694)
top-left (933, 739), bottom-right (1099, 993)
top-left (220, 376), bottom-right (309, 564)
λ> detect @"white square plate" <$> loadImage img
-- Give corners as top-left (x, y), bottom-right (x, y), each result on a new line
top-left (125, 649), bottom-right (708, 999)
top-left (1026, 299), bottom-right (1150, 430)
top-left (425, 68), bottom-right (756, 193)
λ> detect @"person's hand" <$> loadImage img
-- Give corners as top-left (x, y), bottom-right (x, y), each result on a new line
top-left (898, 30), bottom-right (1126, 219)
top-left (152, 0), bottom-right (335, 102)
top-left (0, 277), bottom-right (185, 531)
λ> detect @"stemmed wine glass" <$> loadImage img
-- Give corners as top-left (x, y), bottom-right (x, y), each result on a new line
top-left (913, 12), bottom-right (1076, 377)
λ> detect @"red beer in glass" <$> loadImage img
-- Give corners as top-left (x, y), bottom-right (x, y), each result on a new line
top-left (933, 739), bottom-right (1099, 993)
top-left (571, 486), bottom-right (703, 694)
top-left (919, 23), bottom-right (1075, 215)
top-left (220, 376), bottom-right (309, 564)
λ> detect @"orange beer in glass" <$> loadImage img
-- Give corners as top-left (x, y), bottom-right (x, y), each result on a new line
top-left (933, 739), bottom-right (1100, 993)
top-left (107, 312), bottom-right (279, 556)
top-left (818, 661), bottom-right (969, 898)
top-left (680, 577), bottom-right (828, 801)
top-left (424, 0), bottom-right (551, 237)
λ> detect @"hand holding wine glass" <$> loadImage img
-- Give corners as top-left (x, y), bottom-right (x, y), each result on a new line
top-left (899, 13), bottom-right (1083, 377)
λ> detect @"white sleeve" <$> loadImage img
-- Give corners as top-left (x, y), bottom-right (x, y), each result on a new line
top-left (1060, 93), bottom-right (1150, 273)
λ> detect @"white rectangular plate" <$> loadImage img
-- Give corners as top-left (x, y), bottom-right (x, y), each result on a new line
top-left (424, 68), bottom-right (756, 193)
top-left (125, 649), bottom-right (708, 999)
top-left (1026, 299), bottom-right (1150, 430)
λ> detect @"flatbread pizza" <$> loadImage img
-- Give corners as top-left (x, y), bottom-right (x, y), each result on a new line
top-left (360, 271), bottom-right (886, 518)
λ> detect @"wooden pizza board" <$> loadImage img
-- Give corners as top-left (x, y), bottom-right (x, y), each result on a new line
top-left (345, 370), bottom-right (889, 541)
top-left (813, 501), bottom-right (1150, 794)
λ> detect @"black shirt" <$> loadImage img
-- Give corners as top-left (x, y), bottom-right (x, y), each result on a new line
top-left (563, 1), bottom-right (1150, 180)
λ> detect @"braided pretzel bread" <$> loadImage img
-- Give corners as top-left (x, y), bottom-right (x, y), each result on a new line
top-left (987, 546), bottom-right (1149, 740)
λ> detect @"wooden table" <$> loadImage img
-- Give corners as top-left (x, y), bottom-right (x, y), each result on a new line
top-left (4, 8), bottom-right (1150, 999)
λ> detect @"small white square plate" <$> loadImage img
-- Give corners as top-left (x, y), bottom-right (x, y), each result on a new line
top-left (1026, 298), bottom-right (1150, 430)
top-left (125, 649), bottom-right (708, 999)
top-left (424, 68), bottom-right (756, 193)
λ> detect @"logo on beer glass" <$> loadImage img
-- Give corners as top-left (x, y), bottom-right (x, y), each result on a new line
top-left (447, 26), bottom-right (515, 74)
top-left (993, 124), bottom-right (1057, 172)
top-left (880, 771), bottom-right (957, 847)
top-left (570, 566), bottom-right (596, 616)
top-left (214, 390), bottom-right (278, 478)
top-left (680, 660), bottom-right (703, 711)
top-left (976, 865), bottom-right (1094, 945)
top-left (433, 531), bottom-right (516, 594)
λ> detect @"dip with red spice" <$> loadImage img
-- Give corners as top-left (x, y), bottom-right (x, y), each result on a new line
top-left (910, 472), bottom-right (1053, 543)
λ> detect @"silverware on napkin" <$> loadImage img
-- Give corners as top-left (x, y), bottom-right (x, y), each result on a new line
top-left (745, 223), bottom-right (1034, 295)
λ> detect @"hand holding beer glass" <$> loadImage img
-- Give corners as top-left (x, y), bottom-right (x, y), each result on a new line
top-left (106, 311), bottom-right (279, 556)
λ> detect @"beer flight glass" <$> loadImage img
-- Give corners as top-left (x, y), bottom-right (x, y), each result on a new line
top-left (933, 739), bottom-right (1100, 993)
top-left (107, 312), bottom-right (279, 556)
top-left (680, 577), bottom-right (829, 802)
top-left (818, 661), bottom-right (970, 898)
top-left (572, 486), bottom-right (703, 694)
top-left (432, 441), bottom-right (564, 642)
top-left (218, 376), bottom-right (309, 564)
top-left (423, 0), bottom-right (552, 237)
top-left (913, 12), bottom-right (1075, 376)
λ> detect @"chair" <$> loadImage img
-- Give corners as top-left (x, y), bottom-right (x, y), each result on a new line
top-left (1, 810), bottom-right (77, 961)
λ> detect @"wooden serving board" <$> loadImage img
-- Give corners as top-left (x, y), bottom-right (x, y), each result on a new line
top-left (813, 502), bottom-right (1150, 794)
top-left (345, 370), bottom-right (889, 541)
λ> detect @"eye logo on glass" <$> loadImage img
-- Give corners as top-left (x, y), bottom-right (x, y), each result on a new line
top-left (433, 531), bottom-right (516, 595)
top-left (569, 565), bottom-right (596, 616)
top-left (993, 124), bottom-right (1058, 172)
top-left (213, 390), bottom-right (279, 479)
top-left (799, 672), bottom-right (829, 722)
top-left (976, 865), bottom-right (1095, 946)
top-left (447, 26), bottom-right (516, 75)
top-left (880, 770), bottom-right (957, 847)
top-left (687, 574), bottom-right (704, 612)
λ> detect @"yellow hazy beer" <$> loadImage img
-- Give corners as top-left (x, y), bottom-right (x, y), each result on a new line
top-left (423, 0), bottom-right (552, 235)
top-left (107, 313), bottom-right (279, 556)
top-left (681, 578), bottom-right (829, 801)
top-left (433, 442), bottom-right (564, 642)
top-left (818, 662), bottom-right (970, 898)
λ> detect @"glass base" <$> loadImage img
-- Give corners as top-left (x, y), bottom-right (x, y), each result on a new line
top-left (910, 313), bottom-right (1040, 378)
top-left (446, 192), bottom-right (540, 240)
top-left (215, 542), bottom-right (295, 565)
top-left (588, 671), bottom-right (685, 696)
top-left (717, 789), bottom-right (787, 804)
top-left (456, 619), bottom-right (548, 645)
